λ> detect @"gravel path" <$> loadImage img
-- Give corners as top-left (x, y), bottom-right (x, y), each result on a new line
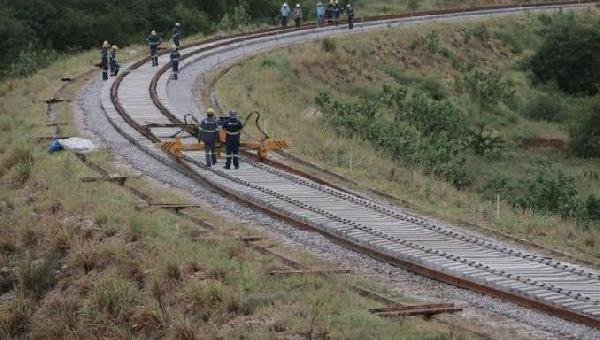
top-left (77, 4), bottom-right (600, 338)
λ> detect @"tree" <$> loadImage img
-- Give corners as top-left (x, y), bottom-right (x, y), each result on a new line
top-left (530, 16), bottom-right (600, 95)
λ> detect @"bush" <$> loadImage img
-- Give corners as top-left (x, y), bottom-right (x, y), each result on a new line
top-left (464, 69), bottom-right (514, 107)
top-left (517, 166), bottom-right (580, 218)
top-left (523, 93), bottom-right (567, 122)
top-left (15, 251), bottom-right (60, 299)
top-left (569, 108), bottom-right (600, 158)
top-left (319, 87), bottom-right (471, 188)
top-left (579, 195), bottom-right (600, 229)
top-left (322, 38), bottom-right (337, 53)
top-left (85, 273), bottom-right (139, 323)
top-left (530, 15), bottom-right (600, 95)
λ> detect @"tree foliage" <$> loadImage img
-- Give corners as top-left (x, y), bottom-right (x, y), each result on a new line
top-left (530, 14), bottom-right (600, 95)
top-left (0, 0), bottom-right (281, 78)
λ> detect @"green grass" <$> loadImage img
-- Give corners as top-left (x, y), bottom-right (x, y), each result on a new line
top-left (0, 34), bottom-right (481, 340)
top-left (216, 11), bottom-right (600, 262)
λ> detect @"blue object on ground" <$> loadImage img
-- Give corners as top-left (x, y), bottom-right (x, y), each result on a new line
top-left (48, 139), bottom-right (63, 153)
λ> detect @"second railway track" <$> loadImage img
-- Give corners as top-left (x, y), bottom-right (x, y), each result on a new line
top-left (94, 1), bottom-right (600, 329)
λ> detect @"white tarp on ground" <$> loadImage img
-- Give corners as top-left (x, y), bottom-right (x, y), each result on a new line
top-left (58, 138), bottom-right (97, 154)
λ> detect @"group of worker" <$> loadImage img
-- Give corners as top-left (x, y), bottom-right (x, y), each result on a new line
top-left (100, 41), bottom-right (120, 81)
top-left (147, 23), bottom-right (182, 79)
top-left (280, 1), bottom-right (355, 29)
top-left (200, 108), bottom-right (243, 170)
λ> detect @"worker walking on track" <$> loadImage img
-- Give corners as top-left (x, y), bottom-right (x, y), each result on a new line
top-left (200, 108), bottom-right (219, 167)
top-left (316, 2), bottom-right (326, 26)
top-left (332, 1), bottom-right (341, 26)
top-left (147, 30), bottom-right (161, 67)
top-left (223, 109), bottom-right (243, 170)
top-left (170, 45), bottom-right (181, 80)
top-left (109, 45), bottom-right (119, 76)
top-left (293, 4), bottom-right (303, 28)
top-left (280, 3), bottom-right (291, 27)
top-left (346, 4), bottom-right (354, 29)
top-left (101, 41), bottom-right (109, 81)
top-left (172, 23), bottom-right (182, 48)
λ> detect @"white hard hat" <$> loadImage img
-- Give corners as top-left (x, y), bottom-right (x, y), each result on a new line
top-left (151, 30), bottom-right (156, 35)
top-left (175, 22), bottom-right (180, 27)
top-left (229, 109), bottom-right (237, 115)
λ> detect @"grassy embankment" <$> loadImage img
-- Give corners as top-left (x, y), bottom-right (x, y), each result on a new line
top-left (216, 10), bottom-right (600, 262)
top-left (0, 36), bottom-right (481, 339)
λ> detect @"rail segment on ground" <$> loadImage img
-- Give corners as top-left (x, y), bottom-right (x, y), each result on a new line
top-left (97, 1), bottom-right (600, 328)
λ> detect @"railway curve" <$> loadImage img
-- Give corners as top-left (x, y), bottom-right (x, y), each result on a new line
top-left (92, 1), bottom-right (600, 330)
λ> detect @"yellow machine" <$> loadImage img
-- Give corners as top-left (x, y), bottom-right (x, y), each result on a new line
top-left (157, 111), bottom-right (288, 160)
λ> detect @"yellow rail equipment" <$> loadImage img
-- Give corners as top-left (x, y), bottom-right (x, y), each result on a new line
top-left (157, 111), bottom-right (288, 161)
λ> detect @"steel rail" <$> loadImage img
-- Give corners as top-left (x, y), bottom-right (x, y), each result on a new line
top-left (108, 1), bottom-right (600, 329)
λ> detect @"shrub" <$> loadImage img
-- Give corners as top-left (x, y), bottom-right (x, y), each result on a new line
top-left (398, 93), bottom-right (465, 138)
top-left (85, 273), bottom-right (139, 323)
top-left (517, 166), bottom-right (580, 218)
top-left (468, 126), bottom-right (504, 156)
top-left (0, 292), bottom-right (33, 337)
top-left (578, 195), bottom-right (600, 229)
top-left (480, 176), bottom-right (517, 201)
top-left (218, 5), bottom-right (251, 31)
top-left (426, 30), bottom-right (440, 53)
top-left (569, 108), bottom-right (600, 158)
top-left (15, 251), bottom-right (60, 299)
top-left (471, 23), bottom-right (490, 42)
top-left (523, 93), bottom-right (567, 122)
top-left (464, 69), bottom-right (514, 107)
top-left (530, 15), bottom-right (600, 95)
top-left (322, 38), bottom-right (337, 53)
top-left (0, 145), bottom-right (34, 185)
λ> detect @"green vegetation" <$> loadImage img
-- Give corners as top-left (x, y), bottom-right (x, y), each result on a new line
top-left (217, 10), bottom-right (600, 260)
top-left (530, 13), bottom-right (600, 95)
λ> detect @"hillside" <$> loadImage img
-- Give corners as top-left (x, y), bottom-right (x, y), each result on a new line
top-left (216, 10), bottom-right (600, 261)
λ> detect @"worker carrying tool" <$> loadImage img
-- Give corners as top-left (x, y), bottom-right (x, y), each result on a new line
top-left (172, 22), bottom-right (182, 48)
top-left (293, 4), bottom-right (303, 28)
top-left (169, 45), bottom-right (181, 80)
top-left (280, 3), bottom-right (291, 27)
top-left (223, 109), bottom-right (243, 170)
top-left (200, 108), bottom-right (219, 167)
top-left (346, 4), bottom-right (354, 29)
top-left (101, 41), bottom-right (109, 81)
top-left (147, 30), bottom-right (162, 67)
top-left (109, 45), bottom-right (120, 76)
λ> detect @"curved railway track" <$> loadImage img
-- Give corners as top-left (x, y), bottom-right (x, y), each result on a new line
top-left (95, 1), bottom-right (600, 329)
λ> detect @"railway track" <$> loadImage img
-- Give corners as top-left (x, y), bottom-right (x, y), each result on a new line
top-left (95, 1), bottom-right (600, 329)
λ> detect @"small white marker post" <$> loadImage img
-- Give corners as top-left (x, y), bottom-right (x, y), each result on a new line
top-left (496, 194), bottom-right (501, 221)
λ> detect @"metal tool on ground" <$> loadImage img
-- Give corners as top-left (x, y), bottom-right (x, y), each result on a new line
top-left (80, 175), bottom-right (139, 186)
top-left (370, 303), bottom-right (463, 319)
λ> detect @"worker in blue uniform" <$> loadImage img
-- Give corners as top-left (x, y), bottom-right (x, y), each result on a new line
top-left (223, 109), bottom-right (243, 170)
top-left (316, 2), bottom-right (326, 26)
top-left (172, 23), bottom-right (182, 48)
top-left (280, 3), bottom-right (291, 27)
top-left (169, 45), bottom-right (181, 80)
top-left (147, 30), bottom-right (161, 67)
top-left (200, 108), bottom-right (219, 167)
top-left (109, 45), bottom-right (119, 76)
top-left (346, 4), bottom-right (354, 29)
top-left (101, 41), bottom-right (109, 80)
top-left (332, 1), bottom-right (341, 26)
